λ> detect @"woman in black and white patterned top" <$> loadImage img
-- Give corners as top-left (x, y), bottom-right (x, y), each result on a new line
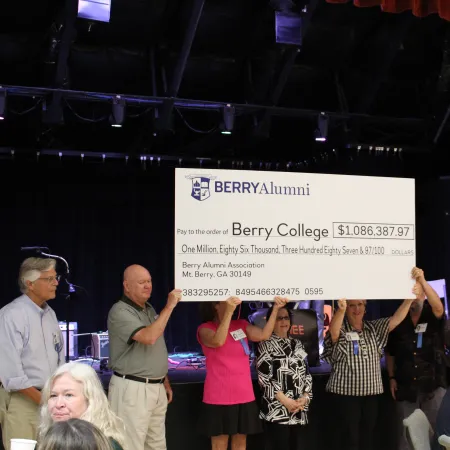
top-left (257, 306), bottom-right (312, 450)
top-left (323, 294), bottom-right (417, 450)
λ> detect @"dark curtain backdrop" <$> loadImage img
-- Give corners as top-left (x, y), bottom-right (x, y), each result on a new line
top-left (0, 159), bottom-right (203, 354)
top-left (0, 157), bottom-right (448, 354)
top-left (325, 0), bottom-right (450, 21)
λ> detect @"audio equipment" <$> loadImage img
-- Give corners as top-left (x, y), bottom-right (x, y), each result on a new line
top-left (91, 332), bottom-right (109, 359)
top-left (59, 322), bottom-right (78, 358)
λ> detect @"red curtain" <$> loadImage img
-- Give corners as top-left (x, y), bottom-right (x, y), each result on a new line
top-left (325, 0), bottom-right (450, 21)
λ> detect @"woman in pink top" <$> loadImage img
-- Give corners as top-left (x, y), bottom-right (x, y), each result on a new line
top-left (197, 296), bottom-right (288, 450)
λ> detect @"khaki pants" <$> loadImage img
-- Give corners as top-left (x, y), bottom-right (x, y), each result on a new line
top-left (108, 375), bottom-right (168, 450)
top-left (0, 387), bottom-right (39, 450)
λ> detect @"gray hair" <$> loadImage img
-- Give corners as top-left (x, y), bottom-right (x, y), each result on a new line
top-left (39, 362), bottom-right (126, 450)
top-left (38, 419), bottom-right (113, 450)
top-left (18, 257), bottom-right (57, 293)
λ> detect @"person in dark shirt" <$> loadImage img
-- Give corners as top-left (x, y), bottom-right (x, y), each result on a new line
top-left (386, 267), bottom-right (446, 450)
top-left (432, 387), bottom-right (450, 450)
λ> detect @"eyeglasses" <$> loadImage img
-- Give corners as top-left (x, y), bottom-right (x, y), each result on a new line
top-left (276, 316), bottom-right (290, 321)
top-left (37, 275), bottom-right (61, 284)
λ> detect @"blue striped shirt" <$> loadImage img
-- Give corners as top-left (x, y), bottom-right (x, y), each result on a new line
top-left (0, 294), bottom-right (64, 391)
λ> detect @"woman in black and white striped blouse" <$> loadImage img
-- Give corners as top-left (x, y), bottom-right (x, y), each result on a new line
top-left (323, 295), bottom-right (416, 450)
top-left (257, 306), bottom-right (313, 450)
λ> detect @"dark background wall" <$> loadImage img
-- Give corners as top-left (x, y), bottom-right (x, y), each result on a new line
top-left (0, 156), bottom-right (448, 354)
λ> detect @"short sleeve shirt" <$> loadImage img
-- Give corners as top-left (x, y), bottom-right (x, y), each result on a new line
top-left (323, 317), bottom-right (390, 396)
top-left (386, 303), bottom-right (446, 399)
top-left (107, 296), bottom-right (168, 378)
top-left (197, 319), bottom-right (255, 405)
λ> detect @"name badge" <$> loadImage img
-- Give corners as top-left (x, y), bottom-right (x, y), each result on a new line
top-left (298, 349), bottom-right (308, 360)
top-left (345, 332), bottom-right (360, 341)
top-left (231, 329), bottom-right (247, 341)
top-left (415, 323), bottom-right (427, 333)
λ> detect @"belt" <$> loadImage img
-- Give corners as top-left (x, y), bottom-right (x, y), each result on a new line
top-left (113, 371), bottom-right (165, 384)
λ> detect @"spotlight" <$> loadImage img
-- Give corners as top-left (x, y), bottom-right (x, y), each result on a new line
top-left (314, 130), bottom-right (326, 142)
top-left (110, 96), bottom-right (125, 128)
top-left (315, 113), bottom-right (328, 142)
top-left (78, 0), bottom-right (111, 23)
top-left (221, 104), bottom-right (235, 135)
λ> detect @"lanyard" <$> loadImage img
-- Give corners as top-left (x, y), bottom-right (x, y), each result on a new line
top-left (239, 339), bottom-right (250, 355)
top-left (415, 324), bottom-right (427, 349)
top-left (417, 333), bottom-right (423, 349)
top-left (347, 330), bottom-right (360, 355)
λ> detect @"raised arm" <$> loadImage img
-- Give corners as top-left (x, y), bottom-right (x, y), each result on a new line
top-left (413, 267), bottom-right (444, 318)
top-left (133, 289), bottom-right (182, 345)
top-left (246, 297), bottom-right (288, 342)
top-left (198, 297), bottom-right (241, 348)
top-left (329, 299), bottom-right (347, 343)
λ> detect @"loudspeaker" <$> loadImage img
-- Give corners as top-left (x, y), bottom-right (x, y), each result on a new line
top-left (91, 333), bottom-right (109, 359)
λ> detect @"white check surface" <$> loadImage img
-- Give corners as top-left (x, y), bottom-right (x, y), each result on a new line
top-left (175, 168), bottom-right (416, 301)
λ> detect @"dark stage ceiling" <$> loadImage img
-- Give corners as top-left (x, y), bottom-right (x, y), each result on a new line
top-left (0, 0), bottom-right (450, 172)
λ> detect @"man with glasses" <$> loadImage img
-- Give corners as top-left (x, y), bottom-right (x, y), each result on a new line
top-left (0, 257), bottom-right (64, 450)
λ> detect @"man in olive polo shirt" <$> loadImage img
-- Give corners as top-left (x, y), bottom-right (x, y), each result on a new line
top-left (107, 264), bottom-right (182, 450)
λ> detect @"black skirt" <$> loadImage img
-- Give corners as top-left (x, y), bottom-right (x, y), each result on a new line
top-left (198, 401), bottom-right (263, 437)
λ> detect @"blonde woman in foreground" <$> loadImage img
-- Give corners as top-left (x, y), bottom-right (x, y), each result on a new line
top-left (39, 362), bottom-right (125, 450)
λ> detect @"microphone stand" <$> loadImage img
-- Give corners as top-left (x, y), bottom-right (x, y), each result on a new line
top-left (39, 250), bottom-right (74, 363)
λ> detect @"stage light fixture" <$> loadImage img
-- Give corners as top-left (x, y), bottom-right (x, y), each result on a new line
top-left (221, 104), bottom-right (235, 135)
top-left (315, 112), bottom-right (328, 142)
top-left (0, 90), bottom-right (6, 120)
top-left (275, 10), bottom-right (302, 46)
top-left (78, 0), bottom-right (111, 23)
top-left (110, 96), bottom-right (125, 128)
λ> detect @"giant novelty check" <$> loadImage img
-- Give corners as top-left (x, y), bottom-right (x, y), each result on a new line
top-left (174, 168), bottom-right (416, 301)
